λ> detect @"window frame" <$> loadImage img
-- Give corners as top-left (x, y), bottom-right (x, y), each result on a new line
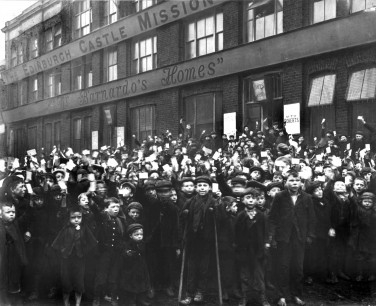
top-left (351, 0), bottom-right (376, 13)
top-left (45, 68), bottom-right (62, 98)
top-left (74, 0), bottom-right (92, 39)
top-left (308, 73), bottom-right (336, 107)
top-left (245, 0), bottom-right (283, 43)
top-left (30, 36), bottom-right (39, 59)
top-left (104, 46), bottom-right (118, 82)
top-left (185, 10), bottom-right (223, 60)
top-left (346, 67), bottom-right (376, 101)
top-left (132, 0), bottom-right (158, 12)
top-left (130, 105), bottom-right (156, 141)
top-left (243, 72), bottom-right (283, 104)
top-left (311, 0), bottom-right (337, 24)
top-left (132, 35), bottom-right (157, 74)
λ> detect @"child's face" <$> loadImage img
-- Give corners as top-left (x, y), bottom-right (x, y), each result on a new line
top-left (354, 179), bottom-right (366, 193)
top-left (130, 228), bottom-right (143, 241)
top-left (33, 196), bottom-right (44, 208)
top-left (96, 183), bottom-right (108, 197)
top-left (107, 203), bottom-right (120, 217)
top-left (119, 186), bottom-right (132, 198)
top-left (46, 177), bottom-right (55, 187)
top-left (181, 182), bottom-right (195, 195)
top-left (196, 182), bottom-right (211, 196)
top-left (257, 194), bottom-right (266, 207)
top-left (0, 205), bottom-right (16, 222)
top-left (267, 187), bottom-right (281, 198)
top-left (242, 194), bottom-right (257, 209)
top-left (170, 190), bottom-right (177, 204)
top-left (226, 202), bottom-right (238, 214)
top-left (79, 195), bottom-right (89, 209)
top-left (70, 212), bottom-right (82, 226)
top-left (313, 186), bottom-right (323, 199)
top-left (285, 176), bottom-right (301, 192)
top-left (273, 175), bottom-right (283, 183)
top-left (11, 182), bottom-right (26, 198)
top-left (145, 188), bottom-right (157, 198)
top-left (53, 193), bottom-right (63, 201)
top-left (128, 208), bottom-right (140, 220)
top-left (362, 199), bottom-right (374, 210)
top-left (251, 170), bottom-right (261, 181)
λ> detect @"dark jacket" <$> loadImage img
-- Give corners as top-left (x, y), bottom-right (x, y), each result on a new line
top-left (311, 197), bottom-right (332, 239)
top-left (120, 239), bottom-right (151, 293)
top-left (215, 203), bottom-right (236, 252)
top-left (269, 190), bottom-right (315, 243)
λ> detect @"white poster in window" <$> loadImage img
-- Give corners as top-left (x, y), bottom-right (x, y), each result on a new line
top-left (116, 126), bottom-right (124, 147)
top-left (253, 79), bottom-right (267, 101)
top-left (92, 131), bottom-right (98, 150)
top-left (223, 112), bottom-right (237, 138)
top-left (284, 103), bottom-right (300, 135)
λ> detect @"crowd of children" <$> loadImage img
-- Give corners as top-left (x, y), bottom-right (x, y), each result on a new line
top-left (1, 117), bottom-right (376, 306)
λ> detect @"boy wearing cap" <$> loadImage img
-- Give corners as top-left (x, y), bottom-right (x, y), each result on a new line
top-left (304, 182), bottom-right (332, 284)
top-left (125, 202), bottom-right (143, 230)
top-left (180, 176), bottom-right (217, 304)
top-left (268, 171), bottom-right (315, 306)
top-left (120, 223), bottom-right (151, 306)
top-left (349, 192), bottom-right (376, 282)
top-left (0, 202), bottom-right (28, 306)
top-left (235, 188), bottom-right (270, 306)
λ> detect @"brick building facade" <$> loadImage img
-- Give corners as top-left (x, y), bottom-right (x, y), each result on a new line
top-left (1, 0), bottom-right (376, 158)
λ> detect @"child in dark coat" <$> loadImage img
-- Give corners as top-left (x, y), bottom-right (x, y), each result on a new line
top-left (119, 223), bottom-right (151, 306)
top-left (52, 206), bottom-right (97, 306)
top-left (235, 188), bottom-right (270, 306)
top-left (215, 196), bottom-right (238, 301)
top-left (180, 176), bottom-right (217, 305)
top-left (349, 192), bottom-right (376, 282)
top-left (0, 202), bottom-right (28, 306)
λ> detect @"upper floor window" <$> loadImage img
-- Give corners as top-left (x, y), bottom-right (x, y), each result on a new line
top-left (312, 0), bottom-right (336, 23)
top-left (308, 74), bottom-right (336, 106)
top-left (45, 68), bottom-right (62, 98)
top-left (103, 46), bottom-right (118, 82)
top-left (132, 0), bottom-right (157, 12)
top-left (244, 73), bottom-right (283, 103)
top-left (105, 0), bottom-right (118, 24)
top-left (72, 55), bottom-right (92, 90)
top-left (132, 36), bottom-right (157, 74)
top-left (12, 44), bottom-right (24, 67)
top-left (46, 24), bottom-right (62, 52)
top-left (346, 68), bottom-right (376, 101)
top-left (245, 0), bottom-right (283, 43)
top-left (351, 0), bottom-right (376, 13)
top-left (30, 76), bottom-right (38, 101)
top-left (74, 0), bottom-right (92, 39)
top-left (186, 12), bottom-right (223, 60)
top-left (11, 48), bottom-right (17, 67)
top-left (30, 37), bottom-right (39, 59)
top-left (17, 45), bottom-right (23, 64)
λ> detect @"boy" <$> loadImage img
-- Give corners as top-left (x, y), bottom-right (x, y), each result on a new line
top-left (235, 188), bottom-right (270, 306)
top-left (52, 206), bottom-right (97, 306)
top-left (268, 171), bottom-right (315, 306)
top-left (180, 176), bottom-right (217, 304)
top-left (125, 202), bottom-right (143, 230)
top-left (0, 202), bottom-right (28, 306)
top-left (92, 197), bottom-right (126, 306)
top-left (349, 192), bottom-right (376, 282)
top-left (119, 223), bottom-right (151, 306)
top-left (304, 181), bottom-right (332, 284)
top-left (265, 182), bottom-right (283, 210)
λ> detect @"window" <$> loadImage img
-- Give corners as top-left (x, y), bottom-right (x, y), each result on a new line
top-left (17, 45), bottom-right (23, 64)
top-left (245, 0), bottom-right (283, 43)
top-left (30, 76), bottom-right (38, 101)
top-left (186, 12), bottom-right (223, 59)
top-left (104, 0), bottom-right (118, 24)
top-left (30, 36), bottom-right (38, 59)
top-left (351, 0), bottom-right (376, 13)
top-left (73, 118), bottom-right (82, 152)
top-left (45, 24), bottom-right (62, 52)
top-left (44, 123), bottom-right (52, 153)
top-left (18, 81), bottom-right (26, 106)
top-left (184, 92), bottom-right (223, 137)
top-left (45, 68), bottom-right (62, 98)
top-left (312, 0), bottom-right (336, 23)
top-left (71, 55), bottom-right (92, 90)
top-left (54, 121), bottom-right (61, 149)
top-left (83, 116), bottom-right (91, 150)
top-left (347, 68), bottom-right (376, 101)
top-left (132, 0), bottom-right (157, 12)
top-left (74, 0), bottom-right (91, 39)
top-left (11, 48), bottom-right (17, 67)
top-left (308, 74), bottom-right (336, 106)
top-left (9, 84), bottom-right (18, 108)
top-left (244, 73), bottom-right (282, 103)
top-left (104, 46), bottom-right (118, 82)
top-left (131, 105), bottom-right (155, 141)
top-left (28, 127), bottom-right (37, 150)
top-left (132, 36), bottom-right (157, 74)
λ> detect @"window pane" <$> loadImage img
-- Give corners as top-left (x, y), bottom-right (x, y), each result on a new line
top-left (366, 0), bottom-right (376, 9)
top-left (255, 16), bottom-right (265, 40)
top-left (140, 40), bottom-right (146, 57)
top-left (361, 68), bottom-right (376, 99)
top-left (217, 33), bottom-right (223, 50)
top-left (206, 36), bottom-right (215, 53)
top-left (198, 38), bottom-right (207, 56)
top-left (247, 21), bottom-right (254, 42)
top-left (264, 13), bottom-right (275, 37)
top-left (196, 94), bottom-right (214, 124)
top-left (216, 13), bottom-right (223, 32)
top-left (253, 79), bottom-right (267, 101)
top-left (347, 70), bottom-right (365, 100)
top-left (314, 0), bottom-right (325, 23)
top-left (205, 16), bottom-right (214, 35)
top-left (187, 41), bottom-right (196, 59)
top-left (188, 22), bottom-right (195, 41)
top-left (321, 74), bottom-right (336, 105)
top-left (145, 38), bottom-right (152, 56)
top-left (74, 119), bottom-right (82, 140)
top-left (277, 11), bottom-right (283, 34)
top-left (352, 0), bottom-right (365, 12)
top-left (325, 0), bottom-right (336, 20)
top-left (197, 19), bottom-right (206, 38)
top-left (45, 123), bottom-right (52, 152)
top-left (308, 76), bottom-right (324, 106)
